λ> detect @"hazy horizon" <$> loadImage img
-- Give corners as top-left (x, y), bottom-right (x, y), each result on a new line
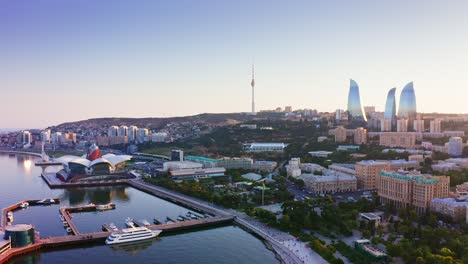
top-left (2, 0), bottom-right (468, 128)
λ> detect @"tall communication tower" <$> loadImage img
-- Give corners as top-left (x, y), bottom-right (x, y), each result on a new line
top-left (251, 64), bottom-right (256, 115)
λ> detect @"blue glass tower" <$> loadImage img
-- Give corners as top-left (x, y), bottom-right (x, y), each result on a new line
top-left (384, 88), bottom-right (397, 120)
top-left (398, 82), bottom-right (417, 120)
top-left (347, 79), bottom-right (367, 121)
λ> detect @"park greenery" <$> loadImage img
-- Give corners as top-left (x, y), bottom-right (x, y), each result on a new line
top-left (143, 171), bottom-right (293, 209)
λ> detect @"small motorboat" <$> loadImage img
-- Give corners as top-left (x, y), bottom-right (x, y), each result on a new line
top-left (7, 212), bottom-right (13, 222)
top-left (125, 218), bottom-right (135, 228)
top-left (108, 223), bottom-right (119, 232)
top-left (66, 227), bottom-right (72, 233)
top-left (19, 202), bottom-right (29, 208)
top-left (36, 199), bottom-right (56, 205)
top-left (96, 203), bottom-right (116, 211)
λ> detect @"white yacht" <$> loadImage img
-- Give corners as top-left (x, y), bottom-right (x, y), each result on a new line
top-left (105, 227), bottom-right (162, 245)
top-left (96, 203), bottom-right (116, 211)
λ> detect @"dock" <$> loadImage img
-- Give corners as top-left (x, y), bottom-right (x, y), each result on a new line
top-left (41, 173), bottom-right (128, 189)
top-left (59, 207), bottom-right (80, 235)
top-left (0, 214), bottom-right (234, 263)
top-left (1, 199), bottom-right (60, 229)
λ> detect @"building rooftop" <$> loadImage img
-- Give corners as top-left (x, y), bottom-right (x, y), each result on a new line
top-left (253, 161), bottom-right (277, 165)
top-left (169, 167), bottom-right (226, 176)
top-left (380, 171), bottom-right (440, 184)
top-left (357, 160), bottom-right (389, 166)
top-left (242, 173), bottom-right (262, 181)
top-left (301, 173), bottom-right (356, 182)
top-left (185, 155), bottom-right (217, 163)
top-left (431, 196), bottom-right (468, 207)
top-left (359, 213), bottom-right (381, 221)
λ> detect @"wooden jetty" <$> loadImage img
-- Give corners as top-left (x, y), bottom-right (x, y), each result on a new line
top-left (0, 215), bottom-right (234, 263)
top-left (1, 199), bottom-right (60, 229)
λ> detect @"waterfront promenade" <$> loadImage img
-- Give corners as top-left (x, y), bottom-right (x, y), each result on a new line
top-left (128, 179), bottom-right (326, 264)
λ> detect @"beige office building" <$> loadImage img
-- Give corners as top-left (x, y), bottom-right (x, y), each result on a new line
top-left (354, 127), bottom-right (367, 144)
top-left (379, 132), bottom-right (417, 148)
top-left (355, 161), bottom-right (391, 190)
top-left (397, 119), bottom-right (408, 132)
top-left (378, 171), bottom-right (449, 214)
top-left (430, 119), bottom-right (442, 133)
top-left (413, 120), bottom-right (425, 133)
top-left (300, 173), bottom-right (357, 194)
top-left (380, 119), bottom-right (392, 132)
top-left (334, 126), bottom-right (347, 143)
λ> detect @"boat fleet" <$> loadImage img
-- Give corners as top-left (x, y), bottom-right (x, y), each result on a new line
top-left (153, 211), bottom-right (209, 225)
top-left (102, 211), bottom-right (209, 245)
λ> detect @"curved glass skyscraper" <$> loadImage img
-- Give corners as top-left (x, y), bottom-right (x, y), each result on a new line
top-left (347, 79), bottom-right (367, 121)
top-left (398, 82), bottom-right (417, 119)
top-left (384, 88), bottom-right (397, 120)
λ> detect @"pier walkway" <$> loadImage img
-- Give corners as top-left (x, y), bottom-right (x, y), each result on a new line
top-left (127, 179), bottom-right (321, 264)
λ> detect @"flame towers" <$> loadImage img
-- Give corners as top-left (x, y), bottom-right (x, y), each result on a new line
top-left (347, 79), bottom-right (367, 121)
top-left (384, 88), bottom-right (397, 120)
top-left (398, 82), bottom-right (417, 119)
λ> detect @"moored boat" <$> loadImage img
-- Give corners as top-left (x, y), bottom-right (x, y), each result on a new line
top-left (96, 203), bottom-right (116, 211)
top-left (125, 217), bottom-right (135, 228)
top-left (36, 199), bottom-right (56, 205)
top-left (105, 227), bottom-right (162, 245)
top-left (6, 212), bottom-right (13, 222)
top-left (19, 202), bottom-right (29, 208)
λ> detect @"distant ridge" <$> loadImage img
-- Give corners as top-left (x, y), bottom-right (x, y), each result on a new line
top-left (52, 112), bottom-right (283, 130)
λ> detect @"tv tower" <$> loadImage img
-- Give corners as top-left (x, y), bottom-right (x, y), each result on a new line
top-left (251, 64), bottom-right (256, 115)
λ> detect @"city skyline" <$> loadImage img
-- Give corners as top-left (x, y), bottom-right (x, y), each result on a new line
top-left (2, 0), bottom-right (468, 128)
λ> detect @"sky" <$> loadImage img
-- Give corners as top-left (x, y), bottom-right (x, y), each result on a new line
top-left (1, 0), bottom-right (468, 128)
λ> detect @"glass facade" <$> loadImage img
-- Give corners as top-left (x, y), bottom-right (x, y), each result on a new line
top-left (347, 79), bottom-right (367, 121)
top-left (384, 88), bottom-right (397, 120)
top-left (397, 82), bottom-right (417, 119)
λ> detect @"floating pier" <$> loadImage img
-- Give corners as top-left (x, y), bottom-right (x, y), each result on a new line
top-left (1, 199), bottom-right (60, 228)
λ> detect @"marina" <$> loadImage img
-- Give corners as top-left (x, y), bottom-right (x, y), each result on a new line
top-left (0, 190), bottom-right (236, 262)
top-left (0, 153), bottom-right (279, 264)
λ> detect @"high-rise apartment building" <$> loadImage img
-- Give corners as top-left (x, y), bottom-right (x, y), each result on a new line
top-left (413, 119), bottom-right (425, 132)
top-left (380, 119), bottom-right (392, 132)
top-left (334, 126), bottom-right (347, 142)
top-left (430, 119), bottom-right (442, 133)
top-left (396, 119), bottom-right (408, 132)
top-left (379, 132), bottom-right (417, 148)
top-left (136, 128), bottom-right (149, 143)
top-left (354, 127), bottom-right (367, 144)
top-left (355, 161), bottom-right (391, 190)
top-left (447, 137), bottom-right (463, 157)
top-left (108, 126), bottom-right (119, 137)
top-left (398, 82), bottom-right (417, 126)
top-left (347, 79), bottom-right (367, 121)
top-left (128, 126), bottom-right (138, 142)
top-left (118, 126), bottom-right (128, 137)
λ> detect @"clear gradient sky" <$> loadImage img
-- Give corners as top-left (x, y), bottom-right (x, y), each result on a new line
top-left (1, 0), bottom-right (468, 128)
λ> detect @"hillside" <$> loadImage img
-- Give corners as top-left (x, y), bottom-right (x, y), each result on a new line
top-left (53, 112), bottom-right (284, 130)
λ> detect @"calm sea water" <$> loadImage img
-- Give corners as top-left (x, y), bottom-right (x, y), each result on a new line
top-left (0, 154), bottom-right (278, 264)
